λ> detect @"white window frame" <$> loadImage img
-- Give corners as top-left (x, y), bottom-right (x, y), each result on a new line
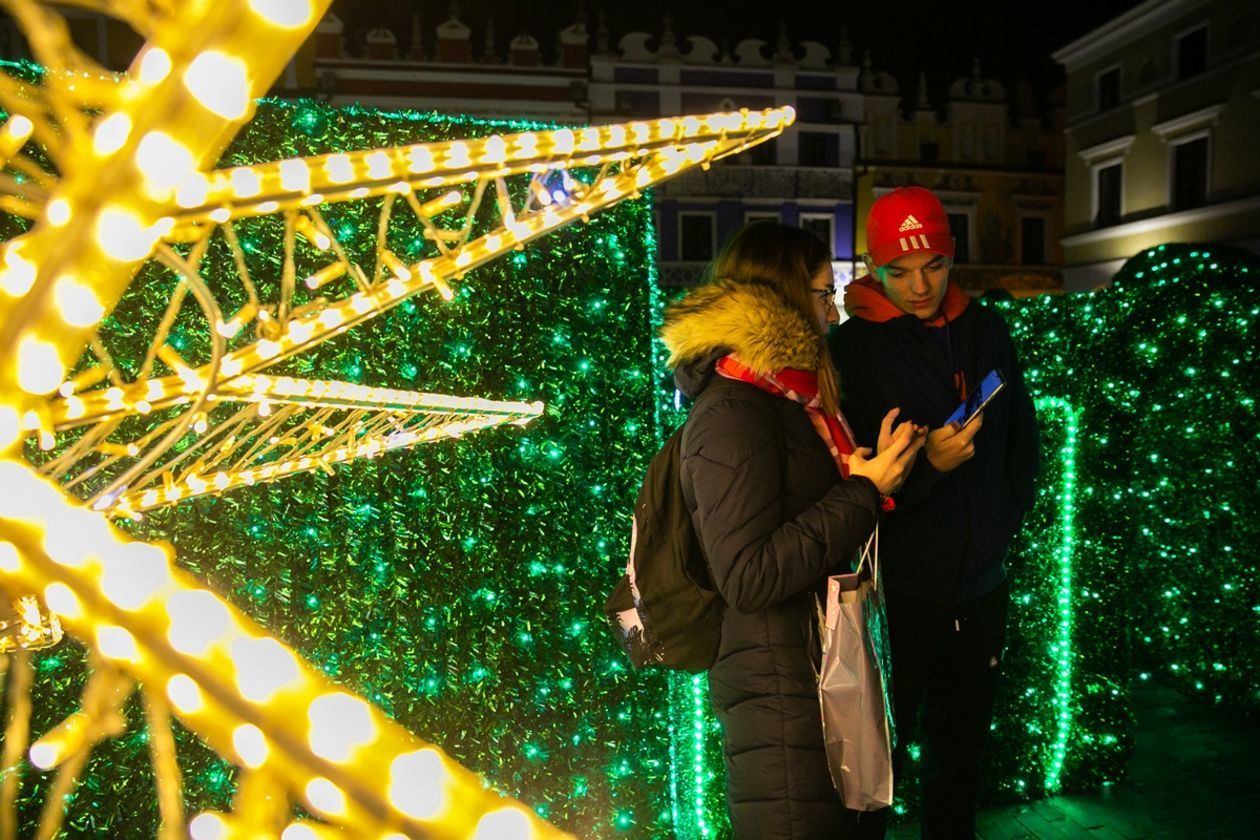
top-left (800, 212), bottom-right (836, 256)
top-left (1090, 157), bottom-right (1125, 225)
top-left (1016, 212), bottom-right (1051, 266)
top-left (1167, 130), bottom-right (1212, 209)
top-left (677, 211), bottom-right (717, 262)
top-left (941, 206), bottom-right (977, 264)
top-left (1094, 63), bottom-right (1122, 112)
top-left (1173, 22), bottom-right (1209, 81)
top-left (744, 210), bottom-right (782, 225)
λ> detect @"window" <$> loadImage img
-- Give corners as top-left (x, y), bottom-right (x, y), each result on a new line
top-left (1095, 163), bottom-right (1123, 226)
top-left (679, 213), bottom-right (716, 261)
top-left (750, 138), bottom-right (777, 165)
top-left (947, 213), bottom-right (970, 263)
top-left (800, 214), bottom-right (835, 256)
top-left (1097, 66), bottom-right (1121, 111)
top-left (745, 211), bottom-right (781, 226)
top-left (1020, 217), bottom-right (1047, 265)
top-left (1176, 26), bottom-right (1207, 80)
top-left (1171, 135), bottom-right (1209, 210)
top-left (799, 132), bottom-right (838, 167)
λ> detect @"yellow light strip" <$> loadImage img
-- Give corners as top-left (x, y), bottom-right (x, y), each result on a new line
top-left (172, 108), bottom-right (795, 225)
top-left (0, 459), bottom-right (571, 840)
top-left (106, 406), bottom-right (541, 516)
top-left (50, 126), bottom-right (781, 432)
top-left (0, 1), bottom-right (334, 451)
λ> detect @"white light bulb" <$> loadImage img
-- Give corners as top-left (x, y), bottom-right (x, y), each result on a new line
top-left (16, 337), bottom-right (64, 395)
top-left (249, 0), bottom-right (315, 28)
top-left (184, 51), bottom-right (251, 120)
top-left (93, 113), bottom-right (132, 156)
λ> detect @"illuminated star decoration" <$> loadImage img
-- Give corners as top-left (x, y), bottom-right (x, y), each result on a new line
top-left (0, 0), bottom-right (794, 837)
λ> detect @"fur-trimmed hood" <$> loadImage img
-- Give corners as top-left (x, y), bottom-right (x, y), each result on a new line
top-left (661, 280), bottom-right (821, 395)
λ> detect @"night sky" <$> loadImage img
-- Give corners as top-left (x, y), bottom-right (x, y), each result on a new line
top-left (332, 0), bottom-right (1146, 110)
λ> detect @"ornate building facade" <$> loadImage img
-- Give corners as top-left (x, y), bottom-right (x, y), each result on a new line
top-left (1053, 0), bottom-right (1260, 290)
top-left (856, 58), bottom-right (1066, 296)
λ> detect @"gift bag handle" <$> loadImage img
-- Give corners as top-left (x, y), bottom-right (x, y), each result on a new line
top-left (853, 525), bottom-right (879, 589)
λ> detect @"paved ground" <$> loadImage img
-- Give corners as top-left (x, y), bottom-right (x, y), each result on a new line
top-left (889, 682), bottom-right (1260, 839)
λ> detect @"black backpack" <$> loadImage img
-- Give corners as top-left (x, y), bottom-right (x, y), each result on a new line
top-left (603, 423), bottom-right (724, 672)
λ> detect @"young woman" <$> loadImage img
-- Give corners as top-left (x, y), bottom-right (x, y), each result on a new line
top-left (661, 223), bottom-right (923, 839)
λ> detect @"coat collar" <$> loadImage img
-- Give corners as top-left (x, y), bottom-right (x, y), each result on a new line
top-left (661, 280), bottom-right (821, 380)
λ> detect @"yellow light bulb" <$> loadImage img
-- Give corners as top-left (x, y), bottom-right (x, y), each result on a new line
top-left (0, 246), bottom-right (37, 297)
top-left (166, 589), bottom-right (233, 655)
top-left (229, 167), bottom-right (263, 198)
top-left (233, 724), bottom-right (269, 768)
top-left (308, 692), bottom-right (378, 762)
top-left (5, 114), bottom-right (33, 140)
top-left (231, 636), bottom-right (301, 703)
top-left (100, 542), bottom-right (172, 610)
top-left (388, 749), bottom-right (447, 819)
top-left (184, 51), bottom-right (251, 120)
top-left (280, 158), bottom-right (312, 192)
top-left (137, 48), bottom-right (172, 84)
top-left (166, 674), bottom-right (204, 714)
top-left (0, 541), bottom-right (20, 573)
top-left (43, 583), bottom-right (81, 619)
top-left (95, 206), bottom-right (160, 261)
top-left (249, 0), bottom-right (315, 29)
top-left (365, 151), bottom-right (392, 179)
top-left (53, 277), bottom-right (105, 327)
top-left (46, 199), bottom-right (71, 226)
top-left (136, 131), bottom-right (196, 190)
top-left (325, 153), bottom-right (354, 183)
top-left (92, 113), bottom-right (133, 156)
top-left (188, 813), bottom-right (227, 840)
top-left (16, 336), bottom-right (65, 395)
top-left (473, 807), bottom-right (534, 840)
top-left (97, 625), bottom-right (140, 662)
top-left (304, 778), bottom-right (347, 817)
top-left (29, 742), bottom-right (59, 770)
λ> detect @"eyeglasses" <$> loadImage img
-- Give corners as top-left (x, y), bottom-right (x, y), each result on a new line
top-left (813, 286), bottom-right (837, 306)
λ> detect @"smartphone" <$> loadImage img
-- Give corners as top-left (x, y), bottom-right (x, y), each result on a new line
top-left (945, 369), bottom-right (1006, 429)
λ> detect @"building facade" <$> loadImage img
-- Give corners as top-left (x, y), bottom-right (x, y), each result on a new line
top-left (589, 19), bottom-right (864, 287)
top-left (1053, 0), bottom-right (1260, 289)
top-left (855, 59), bottom-right (1066, 296)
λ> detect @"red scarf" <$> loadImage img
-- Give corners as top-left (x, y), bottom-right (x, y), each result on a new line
top-left (715, 354), bottom-right (857, 478)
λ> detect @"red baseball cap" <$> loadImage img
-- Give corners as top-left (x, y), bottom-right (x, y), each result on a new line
top-left (865, 186), bottom-right (956, 266)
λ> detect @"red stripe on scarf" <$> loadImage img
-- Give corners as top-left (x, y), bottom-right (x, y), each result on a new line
top-left (714, 354), bottom-right (857, 477)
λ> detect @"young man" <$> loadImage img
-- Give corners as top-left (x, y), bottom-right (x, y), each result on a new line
top-left (829, 186), bottom-right (1041, 838)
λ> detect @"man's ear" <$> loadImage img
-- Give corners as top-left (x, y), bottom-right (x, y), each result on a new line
top-left (861, 255), bottom-right (877, 278)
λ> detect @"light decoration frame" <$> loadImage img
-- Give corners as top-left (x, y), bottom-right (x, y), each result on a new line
top-left (0, 0), bottom-right (796, 837)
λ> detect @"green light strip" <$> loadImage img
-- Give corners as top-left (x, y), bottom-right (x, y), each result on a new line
top-left (1035, 396), bottom-right (1080, 792)
top-left (691, 673), bottom-right (713, 838)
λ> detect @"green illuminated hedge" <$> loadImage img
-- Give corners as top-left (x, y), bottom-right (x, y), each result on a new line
top-left (10, 87), bottom-right (1253, 836)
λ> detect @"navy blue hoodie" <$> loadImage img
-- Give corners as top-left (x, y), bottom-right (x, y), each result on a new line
top-left (828, 279), bottom-right (1040, 603)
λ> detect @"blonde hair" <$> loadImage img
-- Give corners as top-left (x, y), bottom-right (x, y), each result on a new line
top-left (707, 223), bottom-right (841, 416)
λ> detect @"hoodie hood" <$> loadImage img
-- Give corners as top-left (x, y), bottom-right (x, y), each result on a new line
top-left (844, 275), bottom-right (970, 325)
top-left (661, 280), bottom-right (821, 398)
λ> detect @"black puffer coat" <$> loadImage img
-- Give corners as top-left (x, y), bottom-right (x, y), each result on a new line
top-left (662, 282), bottom-right (882, 840)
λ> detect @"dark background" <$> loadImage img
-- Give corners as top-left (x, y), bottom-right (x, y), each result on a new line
top-left (332, 0), bottom-right (1145, 109)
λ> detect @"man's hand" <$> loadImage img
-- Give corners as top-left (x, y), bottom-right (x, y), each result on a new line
top-left (925, 412), bottom-right (984, 473)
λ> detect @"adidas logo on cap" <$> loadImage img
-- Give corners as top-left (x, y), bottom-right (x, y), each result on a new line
top-left (898, 215), bottom-right (923, 232)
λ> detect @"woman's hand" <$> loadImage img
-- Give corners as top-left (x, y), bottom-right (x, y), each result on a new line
top-left (849, 414), bottom-right (925, 496)
top-left (876, 407), bottom-right (927, 455)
